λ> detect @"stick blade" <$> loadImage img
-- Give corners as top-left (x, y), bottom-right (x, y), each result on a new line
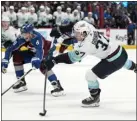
top-left (39, 110), bottom-right (47, 116)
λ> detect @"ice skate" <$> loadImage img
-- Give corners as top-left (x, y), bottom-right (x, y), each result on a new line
top-left (82, 88), bottom-right (101, 107)
top-left (51, 80), bottom-right (65, 97)
top-left (13, 78), bottom-right (27, 93)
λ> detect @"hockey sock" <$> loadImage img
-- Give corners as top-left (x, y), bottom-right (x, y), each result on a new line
top-left (14, 64), bottom-right (24, 78)
top-left (85, 70), bottom-right (99, 90)
top-left (123, 59), bottom-right (136, 70)
top-left (47, 70), bottom-right (57, 82)
top-left (88, 80), bottom-right (99, 90)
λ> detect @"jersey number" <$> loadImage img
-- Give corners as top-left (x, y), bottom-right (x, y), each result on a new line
top-left (36, 40), bottom-right (39, 45)
top-left (94, 32), bottom-right (109, 51)
top-left (75, 51), bottom-right (85, 57)
top-left (96, 40), bottom-right (108, 51)
top-left (79, 52), bottom-right (85, 57)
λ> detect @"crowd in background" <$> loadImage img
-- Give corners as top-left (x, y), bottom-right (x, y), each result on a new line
top-left (2, 1), bottom-right (137, 28)
top-left (1, 1), bottom-right (137, 45)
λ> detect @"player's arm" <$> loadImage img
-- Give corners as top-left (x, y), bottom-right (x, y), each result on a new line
top-left (2, 40), bottom-right (13, 49)
top-left (4, 37), bottom-right (26, 61)
top-left (50, 22), bottom-right (74, 38)
top-left (2, 37), bottom-right (26, 73)
top-left (41, 50), bottom-right (84, 71)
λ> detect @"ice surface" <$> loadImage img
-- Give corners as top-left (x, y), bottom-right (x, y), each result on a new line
top-left (1, 50), bottom-right (136, 120)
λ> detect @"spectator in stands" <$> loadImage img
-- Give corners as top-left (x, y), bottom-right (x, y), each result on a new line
top-left (110, 17), bottom-right (117, 28)
top-left (1, 1), bottom-right (137, 30)
top-left (37, 5), bottom-right (45, 27)
top-left (37, 5), bottom-right (45, 17)
top-left (2, 6), bottom-right (8, 17)
top-left (130, 5), bottom-right (137, 24)
top-left (27, 7), bottom-right (38, 26)
top-left (2, 6), bottom-right (4, 13)
top-left (64, 8), bottom-right (73, 22)
top-left (92, 5), bottom-right (99, 26)
top-left (17, 7), bottom-right (28, 28)
top-left (104, 18), bottom-right (110, 28)
top-left (104, 9), bottom-right (112, 20)
top-left (43, 7), bottom-right (53, 27)
top-left (76, 5), bottom-right (84, 20)
top-left (6, 6), bottom-right (17, 25)
top-left (84, 12), bottom-right (95, 25)
top-left (4, 1), bottom-right (10, 11)
top-left (71, 9), bottom-right (81, 23)
top-left (127, 22), bottom-right (136, 45)
top-left (26, 1), bottom-right (34, 11)
top-left (60, 2), bottom-right (65, 11)
top-left (53, 6), bottom-right (65, 26)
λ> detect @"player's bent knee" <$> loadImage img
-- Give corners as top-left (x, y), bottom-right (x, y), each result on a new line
top-left (13, 51), bottom-right (24, 64)
top-left (85, 69), bottom-right (98, 81)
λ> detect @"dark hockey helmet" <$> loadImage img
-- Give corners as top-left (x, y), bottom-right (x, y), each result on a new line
top-left (21, 24), bottom-right (34, 33)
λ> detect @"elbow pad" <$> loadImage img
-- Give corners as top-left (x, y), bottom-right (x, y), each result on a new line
top-left (60, 22), bottom-right (74, 33)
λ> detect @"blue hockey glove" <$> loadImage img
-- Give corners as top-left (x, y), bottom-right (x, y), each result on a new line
top-left (31, 57), bottom-right (41, 69)
top-left (2, 59), bottom-right (9, 74)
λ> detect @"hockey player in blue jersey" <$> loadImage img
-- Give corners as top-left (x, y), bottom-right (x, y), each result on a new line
top-left (1, 24), bottom-right (64, 96)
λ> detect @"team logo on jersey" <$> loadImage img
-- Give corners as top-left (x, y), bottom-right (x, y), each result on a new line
top-left (36, 40), bottom-right (39, 45)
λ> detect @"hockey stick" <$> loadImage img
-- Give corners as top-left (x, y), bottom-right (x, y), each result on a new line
top-left (1, 68), bottom-right (33, 96)
top-left (60, 43), bottom-right (70, 47)
top-left (39, 70), bottom-right (47, 116)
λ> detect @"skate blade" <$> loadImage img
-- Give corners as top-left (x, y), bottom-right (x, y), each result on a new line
top-left (14, 86), bottom-right (28, 93)
top-left (81, 102), bottom-right (100, 108)
top-left (51, 91), bottom-right (66, 97)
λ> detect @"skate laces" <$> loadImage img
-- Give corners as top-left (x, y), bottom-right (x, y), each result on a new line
top-left (85, 96), bottom-right (94, 101)
top-left (14, 80), bottom-right (24, 86)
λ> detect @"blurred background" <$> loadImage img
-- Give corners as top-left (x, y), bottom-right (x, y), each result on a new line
top-left (1, 1), bottom-right (137, 45)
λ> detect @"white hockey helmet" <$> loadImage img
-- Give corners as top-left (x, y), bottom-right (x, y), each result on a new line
top-left (2, 16), bottom-right (10, 29)
top-left (9, 6), bottom-right (14, 10)
top-left (73, 21), bottom-right (91, 41)
top-left (30, 7), bottom-right (35, 11)
top-left (66, 7), bottom-right (71, 12)
top-left (57, 6), bottom-right (62, 10)
top-left (2, 6), bottom-right (4, 10)
top-left (46, 7), bottom-right (50, 12)
top-left (2, 16), bottom-right (10, 22)
top-left (21, 7), bottom-right (26, 10)
top-left (40, 5), bottom-right (44, 9)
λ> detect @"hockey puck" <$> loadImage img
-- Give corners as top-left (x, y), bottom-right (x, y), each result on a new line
top-left (39, 110), bottom-right (47, 116)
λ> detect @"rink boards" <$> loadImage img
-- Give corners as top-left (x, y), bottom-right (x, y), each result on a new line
top-left (1, 28), bottom-right (137, 52)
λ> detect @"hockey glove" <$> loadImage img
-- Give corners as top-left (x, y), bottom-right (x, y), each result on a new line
top-left (3, 40), bottom-right (13, 49)
top-left (41, 57), bottom-right (56, 71)
top-left (50, 27), bottom-right (61, 38)
top-left (2, 59), bottom-right (9, 74)
top-left (41, 52), bottom-right (73, 71)
top-left (31, 57), bottom-right (41, 69)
